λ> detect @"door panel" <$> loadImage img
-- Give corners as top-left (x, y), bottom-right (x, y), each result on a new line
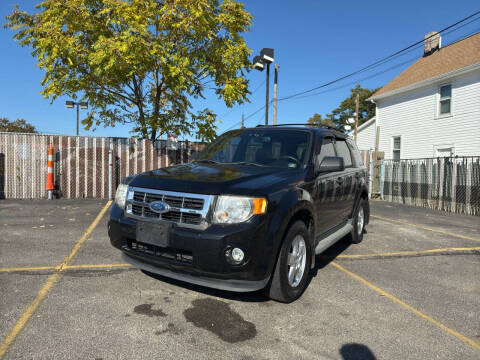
top-left (334, 139), bottom-right (356, 220)
top-left (312, 137), bottom-right (342, 235)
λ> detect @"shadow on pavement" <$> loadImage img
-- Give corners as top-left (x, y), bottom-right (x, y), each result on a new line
top-left (313, 237), bottom-right (352, 273)
top-left (340, 343), bottom-right (377, 360)
top-left (142, 234), bottom-right (355, 303)
top-left (142, 270), bottom-right (269, 303)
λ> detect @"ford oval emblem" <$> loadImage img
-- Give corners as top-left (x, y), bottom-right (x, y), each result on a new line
top-left (149, 201), bottom-right (170, 214)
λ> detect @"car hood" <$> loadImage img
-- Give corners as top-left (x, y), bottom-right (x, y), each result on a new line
top-left (128, 162), bottom-right (304, 196)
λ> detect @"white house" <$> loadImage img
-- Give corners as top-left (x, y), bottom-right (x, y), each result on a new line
top-left (360, 32), bottom-right (480, 160)
top-left (352, 117), bottom-right (376, 152)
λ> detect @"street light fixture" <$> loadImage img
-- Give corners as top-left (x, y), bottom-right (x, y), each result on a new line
top-left (65, 100), bottom-right (88, 136)
top-left (252, 56), bottom-right (265, 71)
top-left (260, 48), bottom-right (274, 63)
top-left (253, 48), bottom-right (274, 125)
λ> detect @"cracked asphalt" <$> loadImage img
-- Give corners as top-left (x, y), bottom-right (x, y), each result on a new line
top-left (0, 199), bottom-right (479, 359)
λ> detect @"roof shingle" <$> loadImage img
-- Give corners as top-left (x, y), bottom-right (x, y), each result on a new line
top-left (372, 32), bottom-right (480, 98)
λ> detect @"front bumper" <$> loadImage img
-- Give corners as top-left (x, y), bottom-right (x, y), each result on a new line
top-left (108, 204), bottom-right (272, 292)
top-left (122, 253), bottom-right (269, 292)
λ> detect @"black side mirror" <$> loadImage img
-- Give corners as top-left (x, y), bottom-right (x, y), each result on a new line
top-left (315, 156), bottom-right (345, 174)
top-left (189, 151), bottom-right (198, 162)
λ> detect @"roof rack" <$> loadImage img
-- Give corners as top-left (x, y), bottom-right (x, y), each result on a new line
top-left (255, 123), bottom-right (343, 132)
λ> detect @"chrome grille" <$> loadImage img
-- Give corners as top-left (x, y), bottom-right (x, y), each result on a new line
top-left (125, 187), bottom-right (213, 229)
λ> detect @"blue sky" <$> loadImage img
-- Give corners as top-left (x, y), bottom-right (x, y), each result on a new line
top-left (1, 1), bottom-right (479, 139)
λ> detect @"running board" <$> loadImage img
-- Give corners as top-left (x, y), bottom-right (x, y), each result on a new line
top-left (315, 221), bottom-right (353, 255)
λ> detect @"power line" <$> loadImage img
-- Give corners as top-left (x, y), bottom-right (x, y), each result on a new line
top-left (286, 56), bottom-right (419, 101)
top-left (216, 78), bottom-right (267, 121)
top-left (223, 11), bottom-right (480, 131)
top-left (283, 26), bottom-right (480, 102)
top-left (277, 10), bottom-right (480, 102)
top-left (224, 103), bottom-right (267, 131)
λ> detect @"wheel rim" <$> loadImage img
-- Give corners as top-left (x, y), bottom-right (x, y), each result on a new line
top-left (357, 206), bottom-right (364, 236)
top-left (287, 235), bottom-right (307, 287)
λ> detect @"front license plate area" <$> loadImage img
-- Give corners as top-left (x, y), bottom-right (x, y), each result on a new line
top-left (136, 221), bottom-right (172, 248)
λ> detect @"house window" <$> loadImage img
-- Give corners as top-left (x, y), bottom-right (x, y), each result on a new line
top-left (392, 136), bottom-right (401, 160)
top-left (439, 85), bottom-right (451, 115)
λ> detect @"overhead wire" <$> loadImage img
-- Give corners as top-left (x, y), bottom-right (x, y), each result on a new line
top-left (276, 10), bottom-right (480, 102)
top-left (288, 25), bottom-right (480, 102)
top-left (216, 78), bottom-right (267, 121)
top-left (223, 10), bottom-right (480, 130)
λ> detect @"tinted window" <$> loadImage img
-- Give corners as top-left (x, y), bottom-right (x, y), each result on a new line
top-left (317, 137), bottom-right (336, 164)
top-left (334, 140), bottom-right (352, 167)
top-left (346, 138), bottom-right (363, 166)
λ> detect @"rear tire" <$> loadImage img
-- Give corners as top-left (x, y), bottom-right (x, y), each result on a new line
top-left (266, 221), bottom-right (312, 303)
top-left (349, 198), bottom-right (366, 244)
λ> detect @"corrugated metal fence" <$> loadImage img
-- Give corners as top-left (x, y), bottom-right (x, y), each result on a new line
top-left (0, 132), bottom-right (203, 199)
top-left (378, 157), bottom-right (480, 216)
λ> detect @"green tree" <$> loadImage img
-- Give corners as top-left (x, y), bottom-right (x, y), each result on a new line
top-left (306, 113), bottom-right (337, 128)
top-left (6, 0), bottom-right (252, 142)
top-left (331, 85), bottom-right (378, 128)
top-left (0, 118), bottom-right (36, 133)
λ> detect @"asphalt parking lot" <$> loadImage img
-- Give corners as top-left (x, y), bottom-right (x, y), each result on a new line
top-left (1, 200), bottom-right (479, 360)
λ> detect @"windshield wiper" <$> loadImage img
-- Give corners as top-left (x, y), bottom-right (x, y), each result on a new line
top-left (192, 159), bottom-right (219, 164)
top-left (227, 161), bottom-right (265, 167)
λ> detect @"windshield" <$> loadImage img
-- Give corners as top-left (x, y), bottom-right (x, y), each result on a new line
top-left (194, 129), bottom-right (311, 169)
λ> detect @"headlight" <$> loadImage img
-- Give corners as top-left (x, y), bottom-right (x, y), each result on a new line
top-left (114, 184), bottom-right (129, 208)
top-left (213, 196), bottom-right (267, 224)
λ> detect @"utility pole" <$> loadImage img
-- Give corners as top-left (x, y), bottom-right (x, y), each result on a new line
top-left (241, 112), bottom-right (244, 128)
top-left (273, 64), bottom-right (279, 125)
top-left (354, 93), bottom-right (359, 142)
top-left (265, 62), bottom-right (270, 125)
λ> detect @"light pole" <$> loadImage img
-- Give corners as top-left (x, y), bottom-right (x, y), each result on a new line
top-left (66, 100), bottom-right (88, 136)
top-left (253, 48), bottom-right (274, 125)
top-left (273, 64), bottom-right (279, 125)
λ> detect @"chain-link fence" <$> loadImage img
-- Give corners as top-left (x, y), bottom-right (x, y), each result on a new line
top-left (0, 132), bottom-right (204, 199)
top-left (374, 157), bottom-right (480, 216)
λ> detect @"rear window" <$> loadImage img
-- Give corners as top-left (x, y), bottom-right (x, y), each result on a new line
top-left (346, 138), bottom-right (363, 166)
top-left (334, 140), bottom-right (353, 167)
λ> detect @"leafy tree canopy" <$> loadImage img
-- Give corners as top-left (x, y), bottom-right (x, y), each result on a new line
top-left (307, 85), bottom-right (378, 131)
top-left (331, 85), bottom-right (378, 128)
top-left (6, 0), bottom-right (252, 142)
top-left (0, 117), bottom-right (37, 133)
top-left (307, 113), bottom-right (336, 128)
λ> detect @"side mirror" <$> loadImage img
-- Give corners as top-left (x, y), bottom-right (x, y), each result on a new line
top-left (189, 151), bottom-right (198, 162)
top-left (315, 156), bottom-right (345, 174)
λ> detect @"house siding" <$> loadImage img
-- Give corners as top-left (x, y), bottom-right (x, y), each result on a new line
top-left (355, 120), bottom-right (376, 151)
top-left (376, 69), bottom-right (480, 159)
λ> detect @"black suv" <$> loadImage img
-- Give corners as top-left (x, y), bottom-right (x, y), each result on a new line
top-left (108, 125), bottom-right (369, 302)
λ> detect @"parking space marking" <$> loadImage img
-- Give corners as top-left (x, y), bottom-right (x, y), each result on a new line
top-left (0, 201), bottom-right (112, 359)
top-left (65, 263), bottom-right (132, 270)
top-left (371, 215), bottom-right (480, 243)
top-left (0, 263), bottom-right (132, 273)
top-left (331, 261), bottom-right (480, 352)
top-left (334, 246), bottom-right (480, 259)
top-left (0, 266), bottom-right (59, 273)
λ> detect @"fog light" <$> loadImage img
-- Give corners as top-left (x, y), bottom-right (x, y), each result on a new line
top-left (231, 248), bottom-right (244, 262)
top-left (225, 247), bottom-right (245, 265)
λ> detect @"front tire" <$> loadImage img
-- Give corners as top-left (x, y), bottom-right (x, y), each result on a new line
top-left (267, 221), bottom-right (312, 303)
top-left (349, 198), bottom-right (366, 244)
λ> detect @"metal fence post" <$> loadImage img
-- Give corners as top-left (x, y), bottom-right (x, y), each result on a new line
top-left (368, 149), bottom-right (373, 199)
top-left (108, 148), bottom-right (113, 200)
top-left (0, 153), bottom-right (4, 199)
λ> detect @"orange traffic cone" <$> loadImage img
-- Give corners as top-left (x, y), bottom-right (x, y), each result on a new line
top-left (46, 144), bottom-right (54, 199)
